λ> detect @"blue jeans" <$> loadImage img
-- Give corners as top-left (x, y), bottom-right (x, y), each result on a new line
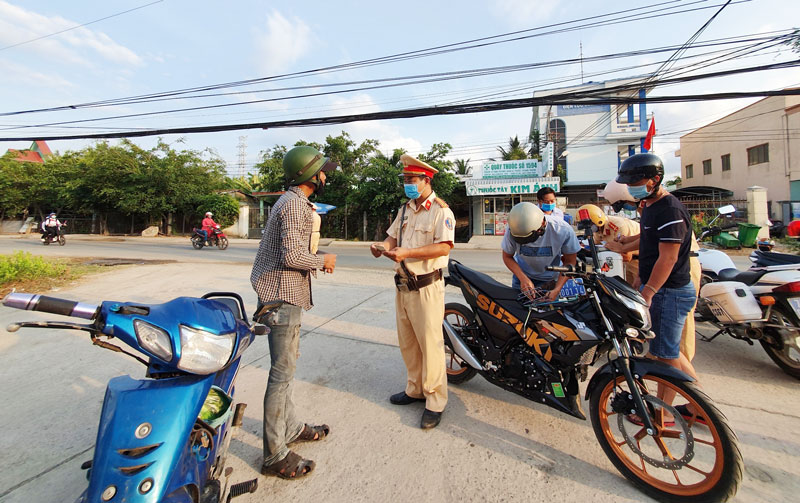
top-left (648, 282), bottom-right (697, 359)
top-left (260, 302), bottom-right (305, 466)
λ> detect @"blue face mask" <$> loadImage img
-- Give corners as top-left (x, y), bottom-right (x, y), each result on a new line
top-left (404, 183), bottom-right (421, 199)
top-left (540, 203), bottom-right (556, 212)
top-left (622, 202), bottom-right (638, 211)
top-left (627, 184), bottom-right (652, 200)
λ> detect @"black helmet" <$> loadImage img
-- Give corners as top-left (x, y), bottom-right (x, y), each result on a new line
top-left (616, 153), bottom-right (664, 184)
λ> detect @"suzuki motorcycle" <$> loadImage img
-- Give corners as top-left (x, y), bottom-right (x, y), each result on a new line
top-left (3, 291), bottom-right (266, 502)
top-left (441, 219), bottom-right (742, 502)
top-left (191, 226), bottom-right (229, 250)
top-left (696, 207), bottom-right (800, 380)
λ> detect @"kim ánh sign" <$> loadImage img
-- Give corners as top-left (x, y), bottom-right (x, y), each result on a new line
top-left (465, 177), bottom-right (560, 196)
top-left (480, 159), bottom-right (542, 179)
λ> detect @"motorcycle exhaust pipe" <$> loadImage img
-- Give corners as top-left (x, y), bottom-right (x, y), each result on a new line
top-left (442, 320), bottom-right (483, 370)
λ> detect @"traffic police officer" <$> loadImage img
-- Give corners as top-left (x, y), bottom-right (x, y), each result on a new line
top-left (579, 202), bottom-right (641, 285)
top-left (370, 154), bottom-right (455, 429)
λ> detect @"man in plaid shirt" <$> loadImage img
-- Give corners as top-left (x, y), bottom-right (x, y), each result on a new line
top-left (251, 145), bottom-right (337, 480)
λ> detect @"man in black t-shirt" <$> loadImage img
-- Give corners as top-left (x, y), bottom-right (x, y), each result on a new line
top-left (617, 153), bottom-right (701, 423)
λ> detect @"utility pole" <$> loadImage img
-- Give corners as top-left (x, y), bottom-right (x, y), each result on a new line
top-left (237, 136), bottom-right (247, 178)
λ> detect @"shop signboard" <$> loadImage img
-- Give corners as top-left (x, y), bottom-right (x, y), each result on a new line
top-left (556, 103), bottom-right (610, 116)
top-left (465, 177), bottom-right (560, 196)
top-left (479, 159), bottom-right (542, 179)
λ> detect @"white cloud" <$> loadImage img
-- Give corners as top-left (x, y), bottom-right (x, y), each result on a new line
top-left (327, 94), bottom-right (424, 154)
top-left (254, 11), bottom-right (312, 75)
top-left (491, 0), bottom-right (561, 27)
top-left (0, 59), bottom-right (74, 88)
top-left (0, 1), bottom-right (142, 66)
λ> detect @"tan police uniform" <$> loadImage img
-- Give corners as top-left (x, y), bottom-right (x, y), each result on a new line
top-left (386, 156), bottom-right (455, 413)
top-left (594, 215), bottom-right (641, 285)
top-left (310, 205), bottom-right (321, 254)
top-left (681, 235), bottom-right (701, 361)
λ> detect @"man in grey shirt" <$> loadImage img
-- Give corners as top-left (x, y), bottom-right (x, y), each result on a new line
top-left (501, 202), bottom-right (580, 301)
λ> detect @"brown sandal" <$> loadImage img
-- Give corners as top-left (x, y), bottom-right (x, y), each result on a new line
top-left (261, 451), bottom-right (315, 479)
top-left (292, 423), bottom-right (330, 443)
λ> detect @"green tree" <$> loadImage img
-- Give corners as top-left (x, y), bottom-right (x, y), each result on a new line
top-left (253, 146), bottom-right (288, 192)
top-left (528, 131), bottom-right (542, 159)
top-left (453, 158), bottom-right (472, 176)
top-left (496, 135), bottom-right (528, 160)
top-left (197, 193), bottom-right (239, 228)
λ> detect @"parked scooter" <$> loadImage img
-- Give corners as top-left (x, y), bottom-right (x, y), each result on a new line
top-left (696, 206), bottom-right (800, 379)
top-left (2, 291), bottom-right (267, 502)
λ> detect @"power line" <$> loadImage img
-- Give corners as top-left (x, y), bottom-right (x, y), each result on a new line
top-left (1, 0), bottom-right (753, 117)
top-left (3, 66), bottom-right (799, 143)
top-left (0, 0), bottom-right (164, 52)
top-left (2, 33), bottom-right (791, 133)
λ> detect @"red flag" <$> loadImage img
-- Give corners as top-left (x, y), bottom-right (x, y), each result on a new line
top-left (643, 118), bottom-right (656, 151)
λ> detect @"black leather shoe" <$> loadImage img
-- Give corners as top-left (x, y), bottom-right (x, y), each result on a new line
top-left (420, 409), bottom-right (442, 429)
top-left (389, 391), bottom-right (425, 405)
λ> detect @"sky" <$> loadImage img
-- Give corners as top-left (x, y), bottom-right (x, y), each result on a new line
top-left (0, 0), bottom-right (798, 180)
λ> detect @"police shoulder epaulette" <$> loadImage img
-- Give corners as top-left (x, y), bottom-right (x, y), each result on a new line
top-left (434, 197), bottom-right (449, 208)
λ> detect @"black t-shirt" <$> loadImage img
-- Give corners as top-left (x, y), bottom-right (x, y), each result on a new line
top-left (638, 193), bottom-right (691, 288)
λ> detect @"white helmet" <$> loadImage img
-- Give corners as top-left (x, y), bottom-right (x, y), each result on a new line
top-left (508, 202), bottom-right (546, 244)
top-left (603, 179), bottom-right (639, 212)
top-left (603, 179), bottom-right (633, 204)
top-left (205, 212), bottom-right (213, 217)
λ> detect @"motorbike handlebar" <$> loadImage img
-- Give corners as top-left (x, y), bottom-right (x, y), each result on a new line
top-left (546, 265), bottom-right (575, 273)
top-left (2, 293), bottom-right (99, 320)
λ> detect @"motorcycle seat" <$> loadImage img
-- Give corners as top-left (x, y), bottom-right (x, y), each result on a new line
top-left (717, 268), bottom-right (769, 285)
top-left (451, 262), bottom-right (520, 301)
top-left (753, 250), bottom-right (800, 266)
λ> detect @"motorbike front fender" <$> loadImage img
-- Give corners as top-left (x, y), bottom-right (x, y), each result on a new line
top-left (84, 373), bottom-right (215, 503)
top-left (584, 357), bottom-right (694, 401)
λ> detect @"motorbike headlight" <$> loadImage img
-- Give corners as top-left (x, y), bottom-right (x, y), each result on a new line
top-left (177, 325), bottom-right (235, 374)
top-left (613, 291), bottom-right (652, 331)
top-left (134, 320), bottom-right (173, 362)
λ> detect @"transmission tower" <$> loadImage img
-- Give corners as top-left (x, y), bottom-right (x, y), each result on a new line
top-left (237, 136), bottom-right (247, 177)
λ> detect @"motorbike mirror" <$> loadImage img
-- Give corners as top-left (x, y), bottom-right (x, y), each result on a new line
top-left (718, 205), bottom-right (736, 215)
top-left (252, 323), bottom-right (269, 336)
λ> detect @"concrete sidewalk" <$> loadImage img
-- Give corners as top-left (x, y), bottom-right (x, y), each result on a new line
top-left (0, 262), bottom-right (798, 502)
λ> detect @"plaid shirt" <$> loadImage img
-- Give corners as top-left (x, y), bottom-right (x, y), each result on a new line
top-left (250, 187), bottom-right (325, 310)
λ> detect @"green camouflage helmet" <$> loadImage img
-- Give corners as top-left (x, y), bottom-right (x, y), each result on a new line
top-left (283, 146), bottom-right (337, 186)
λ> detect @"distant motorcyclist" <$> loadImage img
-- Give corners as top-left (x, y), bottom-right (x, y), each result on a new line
top-left (200, 212), bottom-right (218, 244)
top-left (41, 213), bottom-right (64, 241)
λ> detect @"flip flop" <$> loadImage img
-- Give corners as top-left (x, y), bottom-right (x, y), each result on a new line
top-left (291, 424), bottom-right (330, 443)
top-left (261, 451), bottom-right (315, 480)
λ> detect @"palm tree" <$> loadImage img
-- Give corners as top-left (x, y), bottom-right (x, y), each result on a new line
top-left (496, 136), bottom-right (528, 160)
top-left (453, 158), bottom-right (472, 176)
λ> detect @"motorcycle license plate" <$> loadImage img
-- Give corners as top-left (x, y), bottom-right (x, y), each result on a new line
top-left (789, 298), bottom-right (800, 318)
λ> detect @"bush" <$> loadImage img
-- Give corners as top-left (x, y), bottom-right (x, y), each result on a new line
top-left (196, 194), bottom-right (239, 229)
top-left (0, 251), bottom-right (67, 285)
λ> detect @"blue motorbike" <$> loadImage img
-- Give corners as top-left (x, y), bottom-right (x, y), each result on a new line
top-left (3, 291), bottom-right (268, 502)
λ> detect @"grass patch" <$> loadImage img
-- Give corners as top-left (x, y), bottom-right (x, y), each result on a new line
top-left (0, 251), bottom-right (103, 296)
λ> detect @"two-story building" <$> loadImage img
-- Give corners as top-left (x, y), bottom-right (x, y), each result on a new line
top-left (677, 93), bottom-right (800, 221)
top-left (529, 78), bottom-right (653, 203)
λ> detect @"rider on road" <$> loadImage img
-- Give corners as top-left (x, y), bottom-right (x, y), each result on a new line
top-left (201, 212), bottom-right (217, 244)
top-left (41, 212), bottom-right (64, 241)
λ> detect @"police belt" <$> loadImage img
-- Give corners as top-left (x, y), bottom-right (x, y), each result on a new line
top-left (394, 268), bottom-right (443, 292)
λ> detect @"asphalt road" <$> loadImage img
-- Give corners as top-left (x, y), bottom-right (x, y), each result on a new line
top-left (0, 234), bottom-right (753, 273)
top-left (0, 234), bottom-right (796, 503)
